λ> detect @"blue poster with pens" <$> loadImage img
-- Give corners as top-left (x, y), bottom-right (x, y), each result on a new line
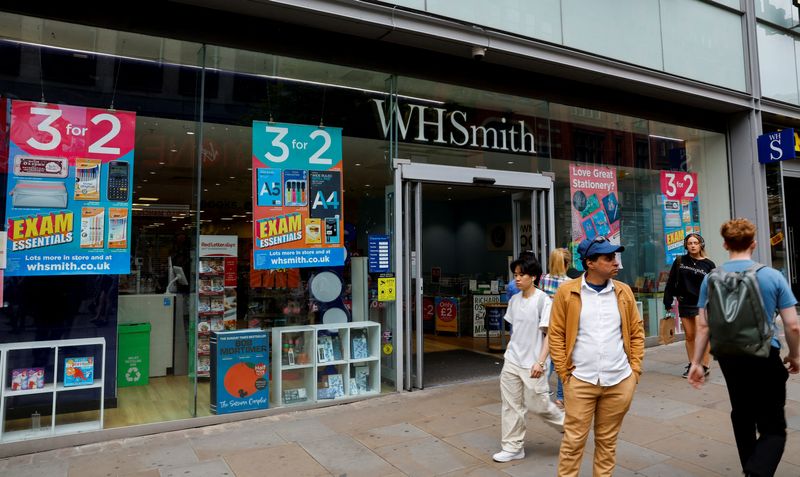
top-left (251, 122), bottom-right (344, 270)
top-left (4, 100), bottom-right (135, 276)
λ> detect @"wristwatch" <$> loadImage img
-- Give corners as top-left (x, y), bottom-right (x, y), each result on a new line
top-left (537, 361), bottom-right (546, 369)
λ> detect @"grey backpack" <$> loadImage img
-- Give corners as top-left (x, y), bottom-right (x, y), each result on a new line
top-left (706, 263), bottom-right (772, 358)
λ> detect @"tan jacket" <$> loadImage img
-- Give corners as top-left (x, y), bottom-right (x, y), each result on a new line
top-left (548, 277), bottom-right (645, 382)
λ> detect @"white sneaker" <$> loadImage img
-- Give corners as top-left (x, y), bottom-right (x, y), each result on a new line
top-left (492, 449), bottom-right (525, 462)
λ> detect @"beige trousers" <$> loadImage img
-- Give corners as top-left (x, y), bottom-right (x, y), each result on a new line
top-left (499, 361), bottom-right (565, 453)
top-left (557, 373), bottom-right (637, 477)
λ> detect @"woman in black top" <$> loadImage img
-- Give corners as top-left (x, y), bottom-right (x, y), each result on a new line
top-left (663, 233), bottom-right (716, 378)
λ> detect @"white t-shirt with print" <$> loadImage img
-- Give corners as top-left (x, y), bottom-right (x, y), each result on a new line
top-left (503, 288), bottom-right (552, 369)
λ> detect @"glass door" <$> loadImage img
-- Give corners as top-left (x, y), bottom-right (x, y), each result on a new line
top-left (394, 161), bottom-right (555, 390)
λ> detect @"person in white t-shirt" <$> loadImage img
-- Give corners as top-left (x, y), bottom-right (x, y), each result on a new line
top-left (492, 254), bottom-right (565, 463)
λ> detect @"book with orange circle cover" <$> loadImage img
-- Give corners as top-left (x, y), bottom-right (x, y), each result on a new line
top-left (210, 330), bottom-right (269, 414)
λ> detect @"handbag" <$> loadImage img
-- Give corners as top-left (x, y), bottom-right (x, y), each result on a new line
top-left (659, 316), bottom-right (676, 345)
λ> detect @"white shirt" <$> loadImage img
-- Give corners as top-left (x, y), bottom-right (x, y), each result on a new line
top-left (571, 277), bottom-right (632, 386)
top-left (503, 288), bottom-right (551, 368)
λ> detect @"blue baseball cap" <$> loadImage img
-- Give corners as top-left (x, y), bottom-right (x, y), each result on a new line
top-left (577, 236), bottom-right (624, 260)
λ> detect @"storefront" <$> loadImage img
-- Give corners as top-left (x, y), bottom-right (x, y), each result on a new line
top-left (0, 8), bottom-right (733, 448)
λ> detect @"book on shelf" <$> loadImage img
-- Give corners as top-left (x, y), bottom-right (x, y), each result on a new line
top-left (318, 373), bottom-right (344, 399)
top-left (209, 329), bottom-right (269, 415)
top-left (351, 329), bottom-right (369, 359)
top-left (317, 335), bottom-right (334, 363)
top-left (331, 333), bottom-right (343, 361)
top-left (353, 365), bottom-right (370, 395)
top-left (63, 357), bottom-right (94, 387)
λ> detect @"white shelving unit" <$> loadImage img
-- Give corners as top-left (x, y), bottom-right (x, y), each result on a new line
top-left (0, 338), bottom-right (106, 442)
top-left (271, 322), bottom-right (380, 407)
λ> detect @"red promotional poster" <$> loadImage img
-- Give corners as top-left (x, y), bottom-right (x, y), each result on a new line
top-left (435, 297), bottom-right (459, 333)
top-left (660, 171), bottom-right (698, 200)
top-left (569, 164), bottom-right (620, 241)
top-left (5, 100), bottom-right (135, 276)
top-left (569, 164), bottom-right (621, 269)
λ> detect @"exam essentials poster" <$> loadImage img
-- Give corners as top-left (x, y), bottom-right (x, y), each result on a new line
top-left (5, 100), bottom-right (135, 276)
top-left (251, 122), bottom-right (344, 270)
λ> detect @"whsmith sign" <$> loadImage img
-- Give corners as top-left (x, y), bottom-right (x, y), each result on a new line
top-left (757, 128), bottom-right (799, 164)
top-left (371, 99), bottom-right (538, 154)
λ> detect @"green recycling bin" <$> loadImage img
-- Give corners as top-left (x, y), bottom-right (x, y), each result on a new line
top-left (117, 323), bottom-right (150, 387)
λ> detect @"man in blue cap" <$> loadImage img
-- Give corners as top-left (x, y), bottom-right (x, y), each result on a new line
top-left (548, 236), bottom-right (645, 477)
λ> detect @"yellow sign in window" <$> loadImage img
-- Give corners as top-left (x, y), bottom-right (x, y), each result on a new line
top-left (377, 276), bottom-right (396, 302)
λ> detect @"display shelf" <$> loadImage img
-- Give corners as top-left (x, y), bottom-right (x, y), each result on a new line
top-left (0, 337), bottom-right (106, 443)
top-left (271, 322), bottom-right (381, 407)
top-left (3, 384), bottom-right (55, 397)
top-left (55, 382), bottom-right (103, 392)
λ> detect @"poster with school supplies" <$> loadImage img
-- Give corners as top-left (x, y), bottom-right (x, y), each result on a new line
top-left (4, 100), bottom-right (135, 276)
top-left (252, 122), bottom-right (344, 270)
top-left (569, 164), bottom-right (621, 269)
top-left (660, 171), bottom-right (701, 265)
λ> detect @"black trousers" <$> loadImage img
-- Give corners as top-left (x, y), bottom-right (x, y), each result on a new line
top-left (717, 347), bottom-right (789, 477)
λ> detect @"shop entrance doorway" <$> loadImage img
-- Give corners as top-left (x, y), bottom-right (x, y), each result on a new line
top-left (393, 161), bottom-right (555, 390)
top-left (784, 176), bottom-right (800, 299)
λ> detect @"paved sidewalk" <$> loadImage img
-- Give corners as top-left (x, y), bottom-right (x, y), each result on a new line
top-left (3, 342), bottom-right (800, 477)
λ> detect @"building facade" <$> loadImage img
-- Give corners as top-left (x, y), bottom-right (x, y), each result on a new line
top-left (0, 0), bottom-right (797, 454)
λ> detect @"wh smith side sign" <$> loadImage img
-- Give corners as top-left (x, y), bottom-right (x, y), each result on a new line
top-left (757, 129), bottom-right (797, 164)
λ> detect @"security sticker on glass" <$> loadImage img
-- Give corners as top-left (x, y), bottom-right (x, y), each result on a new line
top-left (257, 168), bottom-right (282, 207)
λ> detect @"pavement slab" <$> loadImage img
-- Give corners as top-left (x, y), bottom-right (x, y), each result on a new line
top-left (2, 341), bottom-right (800, 476)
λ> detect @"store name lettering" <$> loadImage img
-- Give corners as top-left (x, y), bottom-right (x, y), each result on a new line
top-left (256, 213), bottom-right (302, 248)
top-left (371, 99), bottom-right (536, 153)
top-left (8, 211), bottom-right (74, 251)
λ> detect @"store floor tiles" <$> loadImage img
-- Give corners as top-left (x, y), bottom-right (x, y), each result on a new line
top-left (4, 341), bottom-right (800, 476)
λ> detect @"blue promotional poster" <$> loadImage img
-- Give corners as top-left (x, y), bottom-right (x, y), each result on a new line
top-left (209, 330), bottom-right (269, 414)
top-left (660, 171), bottom-right (701, 265)
top-left (252, 122), bottom-right (344, 270)
top-left (5, 100), bottom-right (135, 276)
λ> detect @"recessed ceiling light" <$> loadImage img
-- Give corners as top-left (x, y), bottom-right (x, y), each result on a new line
top-left (215, 183), bottom-right (221, 186)
top-left (507, 161), bottom-right (514, 164)
top-left (170, 149), bottom-right (177, 153)
top-left (138, 197), bottom-right (159, 201)
top-left (149, 171), bottom-right (156, 175)
top-left (158, 162), bottom-right (165, 165)
top-left (203, 189), bottom-right (208, 192)
top-left (245, 211), bottom-right (252, 215)
top-left (447, 187), bottom-right (452, 190)
top-left (221, 217), bottom-right (234, 221)
top-left (355, 163), bottom-right (361, 166)
top-left (229, 176), bottom-right (235, 179)
top-left (143, 179), bottom-right (148, 183)
top-left (365, 184), bottom-right (371, 188)
top-left (186, 131), bottom-right (195, 135)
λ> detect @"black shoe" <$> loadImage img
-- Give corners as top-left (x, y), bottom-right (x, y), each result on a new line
top-left (703, 365), bottom-right (710, 377)
top-left (681, 363), bottom-right (690, 378)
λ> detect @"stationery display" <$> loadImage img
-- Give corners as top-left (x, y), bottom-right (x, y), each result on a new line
top-left (5, 100), bottom-right (135, 276)
top-left (252, 122), bottom-right (344, 270)
top-left (196, 236), bottom-right (238, 378)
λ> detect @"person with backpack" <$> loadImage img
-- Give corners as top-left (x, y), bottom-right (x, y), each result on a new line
top-left (663, 233), bottom-right (716, 378)
top-left (688, 218), bottom-right (800, 477)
